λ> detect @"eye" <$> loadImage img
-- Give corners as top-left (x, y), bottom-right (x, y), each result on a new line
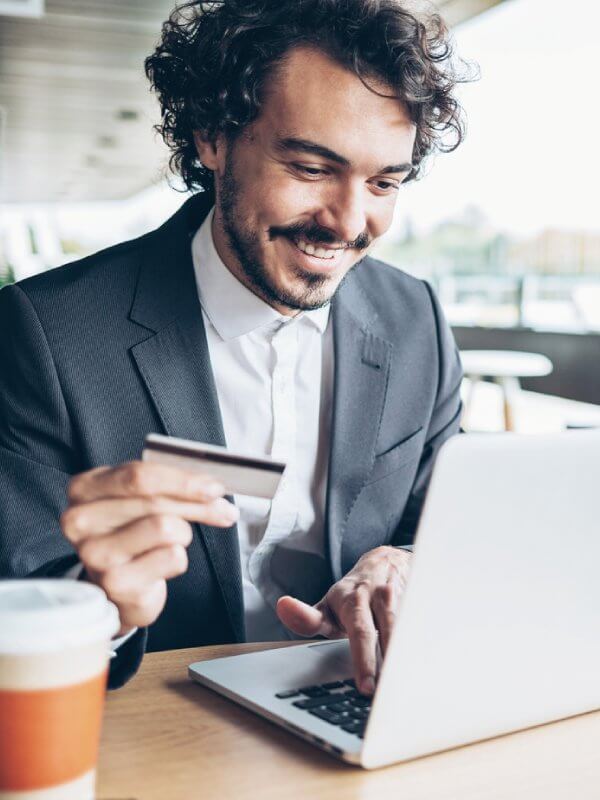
top-left (372, 179), bottom-right (400, 193)
top-left (293, 164), bottom-right (327, 177)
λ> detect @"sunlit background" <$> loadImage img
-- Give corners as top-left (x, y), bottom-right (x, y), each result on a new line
top-left (375, 0), bottom-right (600, 334)
top-left (1, 0), bottom-right (599, 431)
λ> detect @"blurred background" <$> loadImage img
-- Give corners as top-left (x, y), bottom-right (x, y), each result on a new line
top-left (1, 0), bottom-right (599, 432)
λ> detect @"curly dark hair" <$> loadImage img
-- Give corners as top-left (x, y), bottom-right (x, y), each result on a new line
top-left (145, 0), bottom-right (474, 197)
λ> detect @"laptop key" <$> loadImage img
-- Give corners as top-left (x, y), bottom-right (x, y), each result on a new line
top-left (342, 722), bottom-right (366, 737)
top-left (298, 686), bottom-right (329, 698)
top-left (343, 679), bottom-right (356, 688)
top-left (348, 708), bottom-right (370, 720)
top-left (293, 694), bottom-right (342, 710)
top-left (330, 701), bottom-right (352, 713)
top-left (321, 681), bottom-right (345, 690)
top-left (352, 696), bottom-right (371, 708)
top-left (309, 708), bottom-right (347, 725)
top-left (275, 689), bottom-right (301, 699)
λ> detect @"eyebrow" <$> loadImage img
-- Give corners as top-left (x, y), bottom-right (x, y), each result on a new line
top-left (275, 136), bottom-right (414, 175)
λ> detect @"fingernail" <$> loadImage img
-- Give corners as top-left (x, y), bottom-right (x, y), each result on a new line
top-left (360, 676), bottom-right (375, 696)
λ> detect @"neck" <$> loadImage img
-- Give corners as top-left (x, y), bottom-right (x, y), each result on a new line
top-left (210, 205), bottom-right (299, 318)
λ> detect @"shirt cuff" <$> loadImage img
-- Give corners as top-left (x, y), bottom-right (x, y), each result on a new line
top-left (63, 562), bottom-right (85, 580)
top-left (109, 627), bottom-right (139, 658)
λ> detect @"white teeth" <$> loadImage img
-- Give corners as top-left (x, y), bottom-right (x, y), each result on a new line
top-left (293, 238), bottom-right (340, 260)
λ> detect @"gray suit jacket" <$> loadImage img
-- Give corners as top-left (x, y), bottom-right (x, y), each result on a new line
top-left (0, 193), bottom-right (462, 687)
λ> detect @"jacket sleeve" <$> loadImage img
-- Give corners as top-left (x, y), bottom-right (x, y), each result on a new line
top-left (0, 283), bottom-right (145, 688)
top-left (390, 282), bottom-right (463, 547)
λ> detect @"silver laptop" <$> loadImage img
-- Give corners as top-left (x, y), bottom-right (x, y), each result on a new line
top-left (189, 429), bottom-right (600, 768)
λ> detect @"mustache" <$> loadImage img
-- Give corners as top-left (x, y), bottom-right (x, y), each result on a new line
top-left (269, 222), bottom-right (371, 251)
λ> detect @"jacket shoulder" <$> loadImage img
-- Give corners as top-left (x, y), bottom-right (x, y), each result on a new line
top-left (353, 254), bottom-right (434, 327)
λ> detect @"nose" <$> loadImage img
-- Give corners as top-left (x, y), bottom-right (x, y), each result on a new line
top-left (313, 181), bottom-right (368, 247)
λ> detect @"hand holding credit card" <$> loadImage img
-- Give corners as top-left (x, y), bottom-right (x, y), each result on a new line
top-left (142, 433), bottom-right (287, 499)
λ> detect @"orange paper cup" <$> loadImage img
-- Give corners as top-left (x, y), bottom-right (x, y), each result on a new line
top-left (0, 580), bottom-right (119, 800)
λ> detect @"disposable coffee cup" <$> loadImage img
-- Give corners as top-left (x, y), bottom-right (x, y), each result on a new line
top-left (0, 579), bottom-right (119, 800)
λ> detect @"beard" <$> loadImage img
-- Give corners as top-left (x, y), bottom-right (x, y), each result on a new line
top-left (217, 148), bottom-right (364, 313)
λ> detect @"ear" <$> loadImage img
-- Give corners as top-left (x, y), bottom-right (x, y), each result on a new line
top-left (193, 130), bottom-right (220, 170)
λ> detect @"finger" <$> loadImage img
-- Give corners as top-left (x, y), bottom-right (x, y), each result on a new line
top-left (113, 578), bottom-right (168, 632)
top-left (101, 544), bottom-right (189, 605)
top-left (276, 596), bottom-right (341, 638)
top-left (78, 515), bottom-right (193, 572)
top-left (68, 461), bottom-right (226, 505)
top-left (371, 582), bottom-right (398, 656)
top-left (338, 589), bottom-right (378, 696)
top-left (61, 495), bottom-right (239, 543)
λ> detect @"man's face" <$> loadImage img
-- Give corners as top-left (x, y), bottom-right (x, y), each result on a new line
top-left (196, 46), bottom-right (417, 315)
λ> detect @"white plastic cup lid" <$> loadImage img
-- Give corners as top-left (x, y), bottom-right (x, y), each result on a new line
top-left (0, 579), bottom-right (120, 653)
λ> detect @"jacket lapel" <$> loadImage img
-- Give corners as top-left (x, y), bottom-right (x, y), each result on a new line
top-left (128, 194), bottom-right (245, 642)
top-left (326, 271), bottom-right (393, 580)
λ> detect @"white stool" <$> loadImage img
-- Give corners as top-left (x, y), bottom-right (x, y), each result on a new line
top-left (460, 350), bottom-right (553, 431)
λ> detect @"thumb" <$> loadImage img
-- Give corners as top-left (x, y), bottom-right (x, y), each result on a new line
top-left (276, 595), bottom-right (330, 637)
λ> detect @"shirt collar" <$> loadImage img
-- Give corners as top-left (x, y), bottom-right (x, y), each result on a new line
top-left (191, 206), bottom-right (330, 341)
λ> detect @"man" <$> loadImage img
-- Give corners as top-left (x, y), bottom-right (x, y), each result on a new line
top-left (0, 0), bottom-right (467, 692)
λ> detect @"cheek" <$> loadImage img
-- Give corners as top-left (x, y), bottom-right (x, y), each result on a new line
top-left (259, 177), bottom-right (315, 229)
top-left (370, 201), bottom-right (397, 239)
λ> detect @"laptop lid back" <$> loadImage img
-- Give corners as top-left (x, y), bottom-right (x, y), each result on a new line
top-left (362, 430), bottom-right (600, 768)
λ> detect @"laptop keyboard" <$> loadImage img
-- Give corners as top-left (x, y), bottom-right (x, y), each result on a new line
top-left (275, 679), bottom-right (370, 738)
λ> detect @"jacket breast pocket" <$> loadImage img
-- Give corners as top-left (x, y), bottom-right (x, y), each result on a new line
top-left (364, 427), bottom-right (425, 487)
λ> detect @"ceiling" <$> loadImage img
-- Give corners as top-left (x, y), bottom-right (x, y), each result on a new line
top-left (0, 0), bottom-right (507, 204)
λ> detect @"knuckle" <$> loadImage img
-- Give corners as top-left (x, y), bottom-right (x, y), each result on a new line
top-left (124, 592), bottom-right (150, 616)
top-left (171, 544), bottom-right (188, 572)
top-left (121, 461), bottom-right (151, 495)
top-left (166, 544), bottom-right (188, 574)
top-left (382, 611), bottom-right (396, 627)
top-left (331, 576), bottom-right (350, 594)
top-left (182, 520), bottom-right (193, 544)
top-left (146, 496), bottom-right (167, 515)
top-left (341, 594), bottom-right (359, 615)
top-left (152, 513), bottom-right (175, 541)
top-left (60, 506), bottom-right (87, 539)
top-left (174, 519), bottom-right (193, 546)
top-left (101, 568), bottom-right (127, 599)
top-left (66, 475), bottom-right (84, 503)
top-left (342, 588), bottom-right (367, 613)
top-left (353, 580), bottom-right (370, 597)
top-left (350, 619), bottom-right (372, 638)
top-left (373, 584), bottom-right (394, 607)
top-left (78, 539), bottom-right (101, 569)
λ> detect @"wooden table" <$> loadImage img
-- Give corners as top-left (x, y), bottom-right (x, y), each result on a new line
top-left (98, 642), bottom-right (600, 800)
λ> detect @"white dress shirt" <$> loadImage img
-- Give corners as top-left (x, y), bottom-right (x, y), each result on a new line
top-left (68, 206), bottom-right (335, 650)
top-left (192, 207), bottom-right (334, 641)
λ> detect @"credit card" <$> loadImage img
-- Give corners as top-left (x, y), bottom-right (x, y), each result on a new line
top-left (142, 433), bottom-right (286, 499)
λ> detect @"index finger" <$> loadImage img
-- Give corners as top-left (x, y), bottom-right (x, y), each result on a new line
top-left (68, 461), bottom-right (226, 505)
top-left (338, 590), bottom-right (378, 696)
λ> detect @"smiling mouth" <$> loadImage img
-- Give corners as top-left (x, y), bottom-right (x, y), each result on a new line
top-left (289, 236), bottom-right (346, 261)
